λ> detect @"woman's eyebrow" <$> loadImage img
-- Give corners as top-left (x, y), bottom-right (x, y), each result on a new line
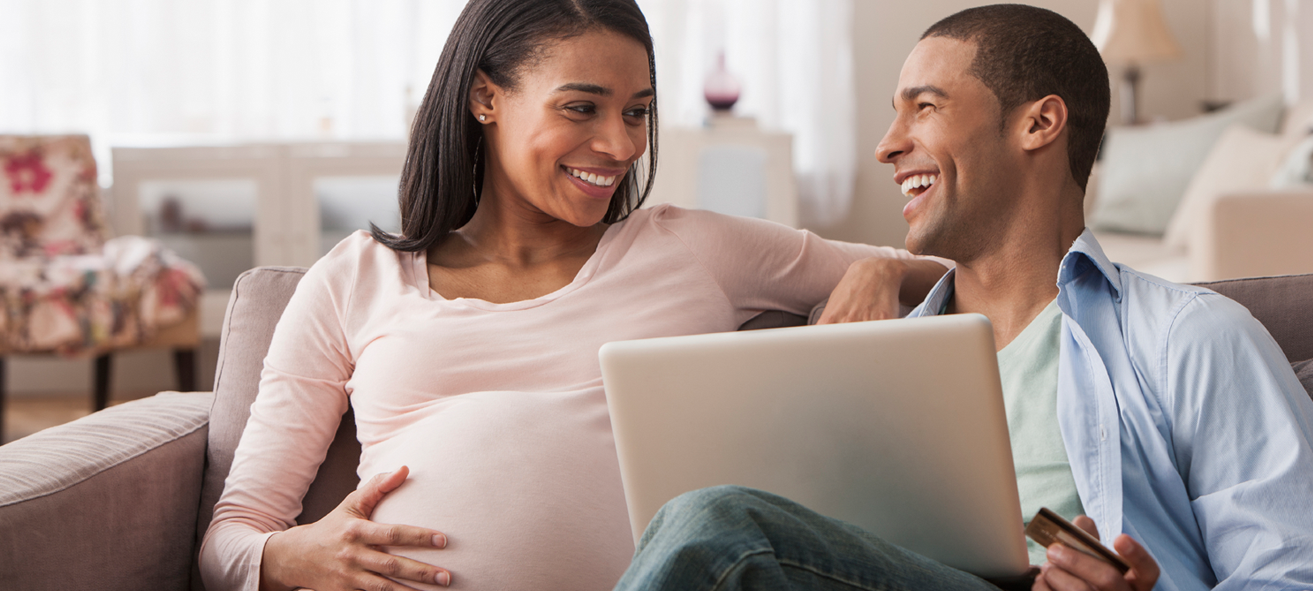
top-left (555, 83), bottom-right (655, 99)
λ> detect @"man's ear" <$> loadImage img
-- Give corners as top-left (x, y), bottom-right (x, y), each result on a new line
top-left (469, 69), bottom-right (498, 123)
top-left (1014, 94), bottom-right (1067, 152)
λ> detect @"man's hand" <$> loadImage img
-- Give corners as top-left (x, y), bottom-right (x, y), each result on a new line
top-left (1033, 516), bottom-right (1159, 591)
top-left (259, 466), bottom-right (451, 591)
top-left (817, 258), bottom-right (949, 324)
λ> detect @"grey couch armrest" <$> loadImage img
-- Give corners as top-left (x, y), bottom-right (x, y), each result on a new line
top-left (0, 391), bottom-right (213, 591)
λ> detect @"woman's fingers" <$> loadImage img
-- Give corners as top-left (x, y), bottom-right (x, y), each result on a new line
top-left (817, 258), bottom-right (902, 324)
top-left (288, 466), bottom-right (451, 588)
top-left (348, 466), bottom-right (412, 519)
top-left (350, 519), bottom-right (448, 550)
top-left (358, 548), bottom-right (453, 587)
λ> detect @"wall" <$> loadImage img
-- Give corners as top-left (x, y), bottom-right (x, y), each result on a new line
top-left (5, 0), bottom-right (1302, 397)
top-left (813, 0), bottom-right (1215, 247)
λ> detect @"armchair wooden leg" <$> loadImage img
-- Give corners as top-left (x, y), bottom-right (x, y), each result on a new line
top-left (93, 353), bottom-right (112, 411)
top-left (174, 348), bottom-right (197, 392)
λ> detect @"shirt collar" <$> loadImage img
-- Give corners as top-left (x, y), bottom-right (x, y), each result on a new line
top-left (913, 227), bottom-right (1120, 316)
top-left (1060, 228), bottom-right (1122, 301)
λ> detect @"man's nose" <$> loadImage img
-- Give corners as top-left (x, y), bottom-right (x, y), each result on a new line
top-left (877, 118), bottom-right (910, 164)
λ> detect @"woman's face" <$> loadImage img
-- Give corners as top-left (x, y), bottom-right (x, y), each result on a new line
top-left (474, 29), bottom-right (653, 228)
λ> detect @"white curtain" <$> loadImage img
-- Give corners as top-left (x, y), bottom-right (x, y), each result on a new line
top-left (0, 0), bottom-right (465, 186)
top-left (2, 0), bottom-right (856, 224)
top-left (639, 0), bottom-right (857, 226)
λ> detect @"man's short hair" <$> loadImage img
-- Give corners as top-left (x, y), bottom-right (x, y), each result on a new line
top-left (922, 4), bottom-right (1110, 192)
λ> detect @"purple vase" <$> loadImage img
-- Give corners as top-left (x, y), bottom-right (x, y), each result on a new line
top-left (704, 53), bottom-right (741, 111)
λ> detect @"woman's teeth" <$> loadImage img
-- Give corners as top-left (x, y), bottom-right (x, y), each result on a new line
top-left (900, 173), bottom-right (938, 197)
top-left (567, 167), bottom-right (616, 187)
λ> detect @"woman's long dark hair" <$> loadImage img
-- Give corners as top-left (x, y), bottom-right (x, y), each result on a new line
top-left (372, 0), bottom-right (658, 252)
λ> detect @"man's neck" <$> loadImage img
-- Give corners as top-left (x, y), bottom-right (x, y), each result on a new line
top-left (948, 198), bottom-right (1085, 351)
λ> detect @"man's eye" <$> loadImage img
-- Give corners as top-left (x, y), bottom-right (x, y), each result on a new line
top-left (918, 102), bottom-right (935, 111)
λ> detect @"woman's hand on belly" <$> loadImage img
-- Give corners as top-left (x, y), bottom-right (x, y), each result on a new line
top-left (259, 466), bottom-right (452, 591)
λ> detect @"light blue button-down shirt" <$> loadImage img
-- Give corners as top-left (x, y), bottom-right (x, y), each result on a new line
top-left (909, 229), bottom-right (1313, 590)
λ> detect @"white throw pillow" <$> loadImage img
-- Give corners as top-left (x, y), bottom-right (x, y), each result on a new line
top-left (1162, 124), bottom-right (1295, 249)
top-left (1270, 133), bottom-right (1313, 188)
top-left (1091, 94), bottom-right (1284, 236)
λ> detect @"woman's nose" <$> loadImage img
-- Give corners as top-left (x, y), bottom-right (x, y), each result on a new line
top-left (593, 115), bottom-right (639, 162)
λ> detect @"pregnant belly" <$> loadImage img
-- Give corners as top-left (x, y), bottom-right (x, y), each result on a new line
top-left (365, 390), bottom-right (635, 590)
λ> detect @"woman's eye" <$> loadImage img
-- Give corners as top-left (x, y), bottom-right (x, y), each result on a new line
top-left (624, 107), bottom-right (650, 121)
top-left (566, 104), bottom-right (596, 115)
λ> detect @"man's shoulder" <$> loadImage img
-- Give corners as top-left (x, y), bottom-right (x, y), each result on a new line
top-left (1111, 263), bottom-right (1270, 353)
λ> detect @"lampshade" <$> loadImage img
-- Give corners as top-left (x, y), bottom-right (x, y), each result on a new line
top-left (1091, 0), bottom-right (1183, 64)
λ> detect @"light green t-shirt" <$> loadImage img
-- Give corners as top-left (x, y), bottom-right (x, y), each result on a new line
top-left (996, 298), bottom-right (1085, 565)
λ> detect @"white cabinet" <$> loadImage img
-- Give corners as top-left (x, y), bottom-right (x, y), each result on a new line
top-left (110, 141), bottom-right (406, 336)
top-left (646, 116), bottom-right (798, 227)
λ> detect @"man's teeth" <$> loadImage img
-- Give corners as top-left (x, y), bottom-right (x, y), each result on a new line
top-left (567, 167), bottom-right (617, 187)
top-left (900, 173), bottom-right (938, 197)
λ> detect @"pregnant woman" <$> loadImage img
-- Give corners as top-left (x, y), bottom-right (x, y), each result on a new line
top-left (199, 1), bottom-right (950, 590)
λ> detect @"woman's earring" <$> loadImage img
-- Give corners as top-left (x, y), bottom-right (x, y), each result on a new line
top-left (479, 114), bottom-right (486, 122)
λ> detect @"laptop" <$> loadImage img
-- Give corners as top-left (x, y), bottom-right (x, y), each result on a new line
top-left (599, 313), bottom-right (1030, 578)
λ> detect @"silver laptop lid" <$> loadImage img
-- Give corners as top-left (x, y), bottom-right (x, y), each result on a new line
top-left (600, 313), bottom-right (1029, 578)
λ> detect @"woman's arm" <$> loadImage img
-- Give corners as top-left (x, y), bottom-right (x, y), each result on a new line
top-left (815, 257), bottom-right (950, 324)
top-left (200, 235), bottom-right (449, 591)
top-left (650, 205), bottom-right (949, 321)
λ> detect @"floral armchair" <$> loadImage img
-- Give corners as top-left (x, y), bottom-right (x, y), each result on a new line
top-left (0, 135), bottom-right (206, 442)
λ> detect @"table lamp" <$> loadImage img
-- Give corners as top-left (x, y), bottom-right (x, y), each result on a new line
top-left (1092, 0), bottom-right (1183, 125)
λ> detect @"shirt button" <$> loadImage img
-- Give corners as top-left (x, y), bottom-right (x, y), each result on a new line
top-left (1099, 426), bottom-right (1107, 441)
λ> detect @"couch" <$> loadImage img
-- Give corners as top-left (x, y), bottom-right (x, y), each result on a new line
top-left (1087, 98), bottom-right (1313, 283)
top-left (2, 266), bottom-right (1311, 590)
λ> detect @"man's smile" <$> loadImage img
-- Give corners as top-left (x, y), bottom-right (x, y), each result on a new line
top-left (899, 173), bottom-right (938, 198)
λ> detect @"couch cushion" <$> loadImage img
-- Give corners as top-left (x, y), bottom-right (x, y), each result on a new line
top-left (1091, 93), bottom-right (1284, 236)
top-left (1163, 124), bottom-right (1296, 249)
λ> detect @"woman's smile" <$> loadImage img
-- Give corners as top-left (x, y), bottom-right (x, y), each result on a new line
top-left (563, 165), bottom-right (625, 200)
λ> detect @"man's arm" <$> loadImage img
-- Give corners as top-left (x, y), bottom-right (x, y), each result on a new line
top-left (1164, 293), bottom-right (1313, 587)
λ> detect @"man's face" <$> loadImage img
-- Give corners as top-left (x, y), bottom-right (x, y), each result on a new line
top-left (877, 37), bottom-right (1017, 261)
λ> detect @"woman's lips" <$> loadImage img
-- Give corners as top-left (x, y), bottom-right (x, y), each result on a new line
top-left (564, 167), bottom-right (619, 200)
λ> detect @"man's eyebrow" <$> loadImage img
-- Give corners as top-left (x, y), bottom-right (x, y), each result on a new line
top-left (555, 83), bottom-right (655, 99)
top-left (895, 85), bottom-right (949, 107)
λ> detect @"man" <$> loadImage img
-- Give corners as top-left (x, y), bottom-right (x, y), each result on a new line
top-left (613, 5), bottom-right (1313, 591)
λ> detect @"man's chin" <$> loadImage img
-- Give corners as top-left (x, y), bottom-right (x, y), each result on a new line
top-left (903, 230), bottom-right (931, 257)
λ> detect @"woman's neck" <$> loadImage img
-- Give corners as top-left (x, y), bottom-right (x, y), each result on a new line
top-left (449, 198), bottom-right (608, 267)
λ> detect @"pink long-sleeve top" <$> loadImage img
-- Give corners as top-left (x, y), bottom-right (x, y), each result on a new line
top-left (200, 205), bottom-right (926, 590)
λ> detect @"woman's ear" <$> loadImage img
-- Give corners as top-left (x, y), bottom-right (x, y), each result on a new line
top-left (1016, 94), bottom-right (1068, 152)
top-left (469, 69), bottom-right (497, 124)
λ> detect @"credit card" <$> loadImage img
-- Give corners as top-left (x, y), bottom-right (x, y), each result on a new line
top-left (1024, 507), bottom-right (1130, 574)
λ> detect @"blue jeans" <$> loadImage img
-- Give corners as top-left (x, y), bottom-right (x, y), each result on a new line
top-left (615, 486), bottom-right (1029, 591)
